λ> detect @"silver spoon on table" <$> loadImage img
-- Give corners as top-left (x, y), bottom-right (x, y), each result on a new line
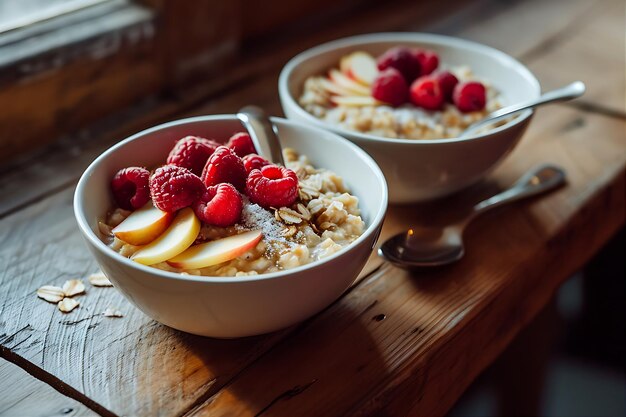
top-left (378, 164), bottom-right (567, 269)
top-left (460, 81), bottom-right (586, 138)
top-left (236, 105), bottom-right (285, 166)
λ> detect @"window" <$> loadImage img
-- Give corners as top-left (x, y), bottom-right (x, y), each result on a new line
top-left (0, 0), bottom-right (113, 33)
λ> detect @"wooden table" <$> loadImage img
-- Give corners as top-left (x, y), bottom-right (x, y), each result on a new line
top-left (1, 1), bottom-right (624, 416)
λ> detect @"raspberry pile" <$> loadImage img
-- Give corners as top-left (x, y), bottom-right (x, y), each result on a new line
top-left (111, 131), bottom-right (299, 228)
top-left (371, 46), bottom-right (486, 113)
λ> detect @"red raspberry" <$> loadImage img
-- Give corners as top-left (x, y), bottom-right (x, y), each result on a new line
top-left (242, 154), bottom-right (270, 174)
top-left (453, 81), bottom-right (486, 112)
top-left (413, 49), bottom-right (439, 76)
top-left (246, 165), bottom-right (298, 209)
top-left (201, 146), bottom-right (247, 191)
top-left (409, 76), bottom-right (444, 110)
top-left (193, 183), bottom-right (243, 227)
top-left (371, 68), bottom-right (408, 107)
top-left (227, 132), bottom-right (257, 157)
top-left (149, 165), bottom-right (204, 212)
top-left (111, 167), bottom-right (150, 210)
top-left (166, 136), bottom-right (220, 176)
top-left (376, 47), bottom-right (421, 82)
top-left (433, 70), bottom-right (459, 102)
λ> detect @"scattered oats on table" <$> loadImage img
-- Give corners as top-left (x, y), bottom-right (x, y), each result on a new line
top-left (37, 270), bottom-right (117, 315)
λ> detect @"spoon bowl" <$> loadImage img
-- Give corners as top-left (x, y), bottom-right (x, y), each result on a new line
top-left (379, 165), bottom-right (567, 269)
top-left (379, 226), bottom-right (464, 268)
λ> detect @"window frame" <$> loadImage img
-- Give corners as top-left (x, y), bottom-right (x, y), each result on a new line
top-left (0, 0), bottom-right (239, 163)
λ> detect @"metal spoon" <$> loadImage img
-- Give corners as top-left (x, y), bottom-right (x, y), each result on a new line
top-left (236, 105), bottom-right (285, 165)
top-left (461, 81), bottom-right (586, 138)
top-left (378, 164), bottom-right (566, 269)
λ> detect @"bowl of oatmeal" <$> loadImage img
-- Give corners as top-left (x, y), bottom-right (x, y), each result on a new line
top-left (74, 115), bottom-right (387, 338)
top-left (279, 33), bottom-right (540, 203)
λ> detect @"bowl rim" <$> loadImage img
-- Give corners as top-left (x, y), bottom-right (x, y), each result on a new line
top-left (74, 115), bottom-right (388, 284)
top-left (278, 32), bottom-right (541, 145)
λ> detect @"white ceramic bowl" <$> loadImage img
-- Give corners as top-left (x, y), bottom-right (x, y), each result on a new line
top-left (279, 33), bottom-right (541, 203)
top-left (74, 115), bottom-right (387, 338)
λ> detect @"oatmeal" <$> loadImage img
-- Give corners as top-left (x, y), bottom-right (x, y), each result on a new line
top-left (101, 134), bottom-right (365, 277)
top-left (298, 47), bottom-right (503, 139)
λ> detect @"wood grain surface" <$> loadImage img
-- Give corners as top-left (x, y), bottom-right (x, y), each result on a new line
top-left (0, 359), bottom-right (96, 417)
top-left (0, 0), bottom-right (624, 416)
top-left (185, 105), bottom-right (626, 416)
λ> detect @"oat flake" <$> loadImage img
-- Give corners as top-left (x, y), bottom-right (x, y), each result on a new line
top-left (98, 221), bottom-right (113, 236)
top-left (103, 307), bottom-right (123, 318)
top-left (280, 226), bottom-right (298, 238)
top-left (37, 286), bottom-right (65, 303)
top-left (88, 272), bottom-right (113, 287)
top-left (62, 279), bottom-right (85, 297)
top-left (58, 298), bottom-right (79, 313)
top-left (278, 208), bottom-right (303, 224)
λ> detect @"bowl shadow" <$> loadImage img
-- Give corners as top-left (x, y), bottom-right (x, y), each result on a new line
top-left (158, 300), bottom-right (391, 415)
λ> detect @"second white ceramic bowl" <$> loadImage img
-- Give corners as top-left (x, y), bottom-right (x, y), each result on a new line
top-left (279, 33), bottom-right (541, 203)
top-left (74, 116), bottom-right (387, 338)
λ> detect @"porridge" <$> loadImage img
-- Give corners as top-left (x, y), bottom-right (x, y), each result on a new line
top-left (99, 133), bottom-right (365, 277)
top-left (298, 47), bottom-right (503, 139)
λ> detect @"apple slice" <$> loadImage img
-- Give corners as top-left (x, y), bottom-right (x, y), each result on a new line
top-left (328, 69), bottom-right (371, 96)
top-left (167, 230), bottom-right (263, 270)
top-left (339, 54), bottom-right (353, 74)
top-left (131, 207), bottom-right (200, 265)
top-left (318, 77), bottom-right (355, 96)
top-left (331, 95), bottom-right (381, 107)
top-left (341, 52), bottom-right (378, 86)
top-left (112, 201), bottom-right (174, 245)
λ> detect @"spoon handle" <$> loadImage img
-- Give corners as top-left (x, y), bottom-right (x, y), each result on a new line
top-left (471, 165), bottom-right (567, 217)
top-left (463, 81), bottom-right (586, 137)
top-left (236, 106), bottom-right (285, 166)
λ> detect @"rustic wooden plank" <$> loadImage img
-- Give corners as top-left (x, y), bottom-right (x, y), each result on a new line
top-left (0, 190), bottom-right (285, 417)
top-left (524, 0), bottom-right (626, 115)
top-left (0, 358), bottom-right (96, 417)
top-left (0, 180), bottom-right (384, 416)
top-left (0, 188), bottom-right (379, 416)
top-left (430, 0), bottom-right (625, 114)
top-left (0, 105), bottom-right (623, 416)
top-left (185, 106), bottom-right (626, 416)
top-left (429, 0), bottom-right (596, 59)
top-left (0, 1), bottom-right (623, 415)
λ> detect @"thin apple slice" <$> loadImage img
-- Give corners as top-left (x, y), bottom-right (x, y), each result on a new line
top-left (331, 95), bottom-right (381, 107)
top-left (339, 54), bottom-right (353, 74)
top-left (131, 207), bottom-right (200, 265)
top-left (328, 69), bottom-right (371, 96)
top-left (112, 201), bottom-right (174, 245)
top-left (167, 230), bottom-right (263, 269)
top-left (345, 51), bottom-right (378, 86)
top-left (318, 77), bottom-right (355, 96)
